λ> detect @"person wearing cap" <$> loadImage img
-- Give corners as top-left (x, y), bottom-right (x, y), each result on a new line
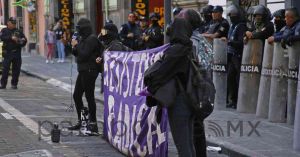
top-left (119, 12), bottom-right (142, 50)
top-left (202, 5), bottom-right (229, 42)
top-left (199, 5), bottom-right (214, 33)
top-left (142, 12), bottom-right (164, 49)
top-left (0, 17), bottom-right (27, 89)
top-left (139, 16), bottom-right (149, 33)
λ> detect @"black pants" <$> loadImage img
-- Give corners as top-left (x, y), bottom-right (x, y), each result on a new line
top-left (227, 54), bottom-right (242, 105)
top-left (1, 52), bottom-right (22, 87)
top-left (73, 70), bottom-right (99, 122)
top-left (194, 118), bottom-right (207, 157)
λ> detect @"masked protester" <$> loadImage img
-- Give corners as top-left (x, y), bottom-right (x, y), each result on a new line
top-left (267, 9), bottom-right (286, 44)
top-left (97, 23), bottom-right (131, 93)
top-left (0, 17), bottom-right (27, 89)
top-left (199, 5), bottom-right (214, 33)
top-left (143, 18), bottom-right (196, 156)
top-left (142, 12), bottom-right (164, 49)
top-left (178, 8), bottom-right (215, 157)
top-left (226, 5), bottom-right (247, 109)
top-left (245, 5), bottom-right (274, 43)
top-left (68, 18), bottom-right (104, 135)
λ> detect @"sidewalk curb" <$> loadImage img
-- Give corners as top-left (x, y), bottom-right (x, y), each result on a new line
top-left (206, 137), bottom-right (267, 157)
top-left (21, 67), bottom-right (265, 157)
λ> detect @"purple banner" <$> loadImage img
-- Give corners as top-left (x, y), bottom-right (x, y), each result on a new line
top-left (103, 45), bottom-right (170, 157)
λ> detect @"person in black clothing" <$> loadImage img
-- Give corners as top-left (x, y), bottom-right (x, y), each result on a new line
top-left (199, 5), bottom-right (214, 33)
top-left (144, 17), bottom-right (196, 157)
top-left (68, 18), bottom-right (104, 135)
top-left (202, 5), bottom-right (229, 42)
top-left (0, 17), bottom-right (27, 89)
top-left (178, 9), bottom-right (209, 157)
top-left (119, 13), bottom-right (142, 50)
top-left (244, 5), bottom-right (274, 43)
top-left (225, 5), bottom-right (247, 109)
top-left (142, 12), bottom-right (164, 49)
top-left (267, 9), bottom-right (286, 44)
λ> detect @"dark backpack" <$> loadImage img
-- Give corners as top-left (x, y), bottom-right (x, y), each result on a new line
top-left (177, 49), bottom-right (215, 120)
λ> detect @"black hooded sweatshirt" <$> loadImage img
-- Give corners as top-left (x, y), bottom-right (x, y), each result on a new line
top-left (144, 18), bottom-right (193, 94)
top-left (72, 18), bottom-right (104, 72)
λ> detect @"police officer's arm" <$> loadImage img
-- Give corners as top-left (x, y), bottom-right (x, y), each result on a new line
top-left (0, 29), bottom-right (12, 42)
top-left (149, 28), bottom-right (164, 43)
top-left (119, 25), bottom-right (129, 40)
top-left (215, 20), bottom-right (230, 38)
top-left (251, 22), bottom-right (274, 39)
top-left (228, 24), bottom-right (247, 47)
top-left (17, 31), bottom-right (27, 47)
top-left (287, 24), bottom-right (300, 43)
top-left (273, 31), bottom-right (284, 42)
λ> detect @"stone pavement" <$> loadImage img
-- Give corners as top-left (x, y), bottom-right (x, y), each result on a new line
top-left (19, 52), bottom-right (300, 157)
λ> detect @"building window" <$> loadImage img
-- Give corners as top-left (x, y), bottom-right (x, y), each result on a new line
top-left (267, 0), bottom-right (285, 13)
top-left (74, 0), bottom-right (84, 13)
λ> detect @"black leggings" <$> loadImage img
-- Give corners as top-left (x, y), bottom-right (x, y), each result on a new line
top-left (73, 70), bottom-right (99, 122)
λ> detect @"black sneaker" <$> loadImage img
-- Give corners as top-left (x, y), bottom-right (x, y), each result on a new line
top-left (11, 85), bottom-right (17, 89)
top-left (87, 122), bottom-right (99, 136)
top-left (68, 121), bottom-right (81, 130)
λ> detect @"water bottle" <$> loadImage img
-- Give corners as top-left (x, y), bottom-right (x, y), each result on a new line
top-left (51, 123), bottom-right (61, 143)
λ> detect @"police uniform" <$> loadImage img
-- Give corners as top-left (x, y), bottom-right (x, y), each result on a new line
top-left (144, 23), bottom-right (164, 49)
top-left (206, 18), bottom-right (229, 38)
top-left (0, 18), bottom-right (27, 89)
top-left (119, 22), bottom-right (142, 50)
top-left (227, 21), bottom-right (247, 108)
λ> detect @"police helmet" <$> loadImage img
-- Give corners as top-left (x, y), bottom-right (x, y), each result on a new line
top-left (200, 5), bottom-right (214, 14)
top-left (149, 12), bottom-right (161, 20)
top-left (272, 9), bottom-right (285, 19)
top-left (212, 5), bottom-right (223, 13)
top-left (227, 4), bottom-right (240, 16)
top-left (173, 7), bottom-right (182, 16)
top-left (253, 5), bottom-right (272, 21)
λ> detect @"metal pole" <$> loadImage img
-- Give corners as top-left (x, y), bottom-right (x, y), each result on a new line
top-left (164, 0), bottom-right (171, 44)
top-left (105, 0), bottom-right (109, 21)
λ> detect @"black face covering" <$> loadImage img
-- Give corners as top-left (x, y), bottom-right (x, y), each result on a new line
top-left (169, 18), bottom-right (193, 45)
top-left (76, 18), bottom-right (93, 39)
top-left (230, 16), bottom-right (239, 24)
top-left (204, 14), bottom-right (212, 22)
top-left (274, 19), bottom-right (286, 32)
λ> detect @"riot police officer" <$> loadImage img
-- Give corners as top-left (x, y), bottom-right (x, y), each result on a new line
top-left (245, 5), bottom-right (274, 43)
top-left (280, 8), bottom-right (300, 48)
top-left (142, 12), bottom-right (164, 49)
top-left (199, 5), bottom-right (214, 33)
top-left (202, 5), bottom-right (229, 42)
top-left (267, 9), bottom-right (286, 44)
top-left (119, 13), bottom-right (142, 50)
top-left (0, 17), bottom-right (27, 89)
top-left (226, 5), bottom-right (247, 109)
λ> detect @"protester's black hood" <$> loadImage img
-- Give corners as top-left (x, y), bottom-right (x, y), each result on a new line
top-left (178, 9), bottom-right (202, 31)
top-left (101, 23), bottom-right (119, 46)
top-left (169, 18), bottom-right (193, 46)
top-left (76, 18), bottom-right (93, 39)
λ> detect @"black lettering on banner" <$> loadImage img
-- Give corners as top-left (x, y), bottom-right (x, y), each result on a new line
top-left (288, 69), bottom-right (299, 80)
top-left (240, 64), bottom-right (261, 74)
top-left (212, 64), bottom-right (227, 73)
